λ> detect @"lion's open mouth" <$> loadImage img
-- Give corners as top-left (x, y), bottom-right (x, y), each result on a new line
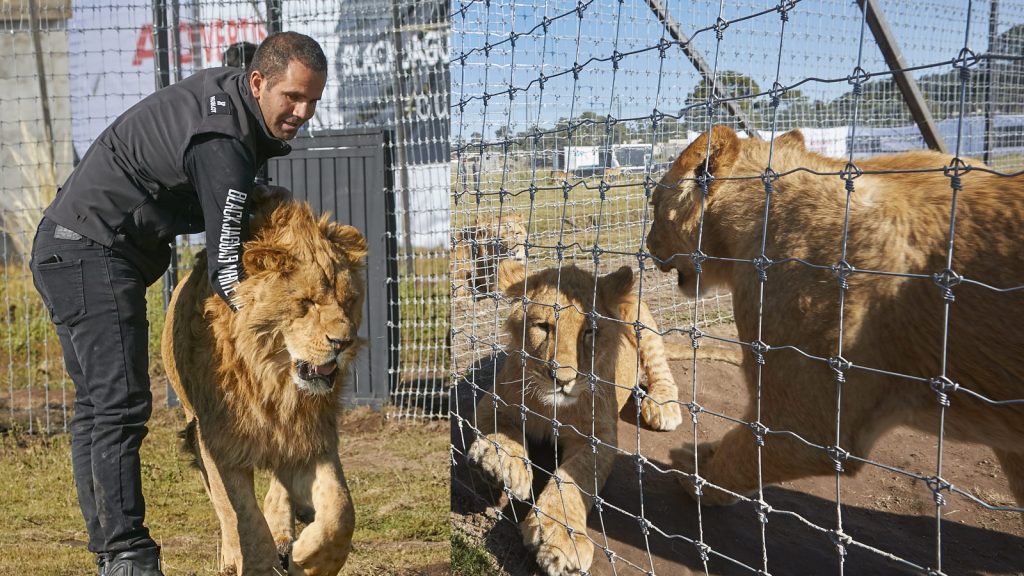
top-left (294, 359), bottom-right (338, 387)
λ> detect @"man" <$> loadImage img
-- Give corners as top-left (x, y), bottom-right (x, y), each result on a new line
top-left (29, 31), bottom-right (327, 575)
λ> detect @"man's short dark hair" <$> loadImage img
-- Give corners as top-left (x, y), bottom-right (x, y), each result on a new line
top-left (224, 41), bottom-right (259, 69)
top-left (250, 32), bottom-right (327, 83)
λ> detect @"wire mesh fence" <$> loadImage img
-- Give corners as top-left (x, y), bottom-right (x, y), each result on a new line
top-left (0, 0), bottom-right (450, 431)
top-left (450, 1), bottom-right (1024, 574)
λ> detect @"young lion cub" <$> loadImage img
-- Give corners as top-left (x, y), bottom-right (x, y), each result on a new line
top-left (468, 261), bottom-right (681, 576)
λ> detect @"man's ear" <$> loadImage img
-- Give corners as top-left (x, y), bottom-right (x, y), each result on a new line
top-left (669, 125), bottom-right (742, 196)
top-left (250, 70), bottom-right (265, 98)
top-left (497, 259), bottom-right (527, 298)
top-left (774, 129), bottom-right (806, 150)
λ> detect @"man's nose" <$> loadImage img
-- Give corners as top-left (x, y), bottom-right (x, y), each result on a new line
top-left (295, 101), bottom-right (316, 120)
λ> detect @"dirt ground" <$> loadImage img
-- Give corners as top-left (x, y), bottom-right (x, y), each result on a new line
top-left (451, 329), bottom-right (1024, 576)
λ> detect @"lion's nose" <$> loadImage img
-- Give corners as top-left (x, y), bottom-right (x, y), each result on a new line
top-left (549, 366), bottom-right (577, 389)
top-left (328, 337), bottom-right (353, 353)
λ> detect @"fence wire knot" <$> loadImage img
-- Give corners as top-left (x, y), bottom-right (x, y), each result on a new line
top-left (692, 475), bottom-right (705, 496)
top-left (768, 83), bottom-right (786, 109)
top-left (636, 516), bottom-right (651, 536)
top-left (597, 179), bottom-right (611, 199)
top-left (690, 249), bottom-right (707, 275)
top-left (827, 445), bottom-right (849, 472)
top-left (749, 421), bottom-right (768, 446)
top-left (751, 340), bottom-right (770, 365)
top-left (612, 50), bottom-right (624, 70)
top-left (691, 328), bottom-right (704, 350)
top-left (847, 66), bottom-right (869, 93)
top-left (634, 453), bottom-right (648, 471)
top-left (632, 384), bottom-right (647, 402)
top-left (753, 255), bottom-right (773, 283)
top-left (657, 38), bottom-right (672, 59)
top-left (926, 476), bottom-right (953, 506)
top-left (932, 268), bottom-right (962, 302)
top-left (756, 499), bottom-right (772, 524)
top-left (953, 47), bottom-right (979, 70)
top-left (643, 175), bottom-right (656, 197)
top-left (695, 542), bottom-right (711, 562)
top-left (830, 529), bottom-right (852, 557)
top-left (761, 167), bottom-right (779, 194)
top-left (714, 17), bottom-right (729, 40)
top-left (930, 375), bottom-right (958, 407)
top-left (832, 260), bottom-right (856, 290)
top-left (828, 355), bottom-right (851, 383)
top-left (944, 157), bottom-right (970, 191)
top-left (696, 170), bottom-right (713, 197)
top-left (777, 0), bottom-right (796, 20)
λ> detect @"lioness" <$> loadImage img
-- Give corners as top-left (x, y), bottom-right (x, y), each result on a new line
top-left (468, 261), bottom-right (681, 576)
top-left (162, 197), bottom-right (367, 574)
top-left (453, 212), bottom-right (527, 296)
top-left (647, 125), bottom-right (1024, 506)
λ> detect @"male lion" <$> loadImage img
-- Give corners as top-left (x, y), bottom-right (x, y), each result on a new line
top-left (468, 261), bottom-right (681, 576)
top-left (162, 196), bottom-right (367, 575)
top-left (647, 125), bottom-right (1024, 506)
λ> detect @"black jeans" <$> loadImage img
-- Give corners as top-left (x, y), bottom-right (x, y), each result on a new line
top-left (30, 217), bottom-right (157, 555)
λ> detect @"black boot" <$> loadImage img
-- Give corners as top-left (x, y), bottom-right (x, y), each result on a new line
top-left (105, 546), bottom-right (165, 576)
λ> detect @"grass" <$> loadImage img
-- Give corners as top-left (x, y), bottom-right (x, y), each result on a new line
top-left (451, 531), bottom-right (498, 576)
top-left (0, 404), bottom-right (450, 576)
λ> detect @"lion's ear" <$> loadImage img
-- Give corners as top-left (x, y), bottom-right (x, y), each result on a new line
top-left (774, 129), bottom-right (805, 150)
top-left (598, 266), bottom-right (634, 303)
top-left (497, 259), bottom-right (527, 298)
top-left (328, 224), bottom-right (367, 265)
top-left (243, 245), bottom-right (294, 274)
top-left (670, 125), bottom-right (741, 196)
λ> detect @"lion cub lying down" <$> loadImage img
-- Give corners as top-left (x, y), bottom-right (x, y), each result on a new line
top-left (647, 125), bottom-right (1024, 506)
top-left (468, 261), bottom-right (681, 576)
top-left (162, 196), bottom-right (367, 575)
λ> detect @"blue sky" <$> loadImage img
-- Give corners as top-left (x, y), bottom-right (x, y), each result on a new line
top-left (452, 0), bottom-right (1024, 138)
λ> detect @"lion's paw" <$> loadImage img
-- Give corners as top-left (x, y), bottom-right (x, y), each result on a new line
top-left (670, 442), bottom-right (739, 506)
top-left (521, 513), bottom-right (593, 576)
top-left (467, 437), bottom-right (533, 500)
top-left (641, 395), bottom-right (682, 431)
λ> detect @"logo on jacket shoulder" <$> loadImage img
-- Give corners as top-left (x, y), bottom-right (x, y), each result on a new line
top-left (208, 93), bottom-right (232, 115)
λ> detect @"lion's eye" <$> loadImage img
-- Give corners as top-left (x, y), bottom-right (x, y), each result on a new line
top-left (582, 327), bottom-right (596, 344)
top-left (532, 322), bottom-right (552, 336)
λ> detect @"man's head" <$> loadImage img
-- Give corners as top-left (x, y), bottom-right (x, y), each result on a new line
top-left (249, 32), bottom-right (328, 140)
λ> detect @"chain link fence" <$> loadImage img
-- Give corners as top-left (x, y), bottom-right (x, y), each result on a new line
top-left (0, 0), bottom-right (450, 432)
top-left (451, 0), bottom-right (1024, 574)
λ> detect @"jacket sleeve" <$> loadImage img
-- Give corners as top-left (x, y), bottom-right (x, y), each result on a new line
top-left (184, 134), bottom-right (257, 310)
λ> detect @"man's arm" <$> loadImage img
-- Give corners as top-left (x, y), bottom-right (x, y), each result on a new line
top-left (184, 134), bottom-right (258, 310)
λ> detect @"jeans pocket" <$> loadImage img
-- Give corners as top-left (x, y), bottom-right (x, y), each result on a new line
top-left (35, 259), bottom-right (87, 326)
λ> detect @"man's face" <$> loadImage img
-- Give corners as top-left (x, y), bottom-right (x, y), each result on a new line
top-left (250, 60), bottom-right (327, 140)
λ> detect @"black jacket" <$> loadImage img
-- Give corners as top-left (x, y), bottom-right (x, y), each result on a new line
top-left (45, 67), bottom-right (291, 288)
